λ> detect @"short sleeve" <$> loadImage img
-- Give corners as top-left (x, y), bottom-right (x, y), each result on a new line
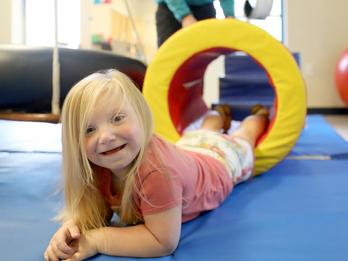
top-left (136, 170), bottom-right (182, 215)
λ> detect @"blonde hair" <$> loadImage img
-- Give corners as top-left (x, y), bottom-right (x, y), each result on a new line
top-left (59, 69), bottom-right (153, 232)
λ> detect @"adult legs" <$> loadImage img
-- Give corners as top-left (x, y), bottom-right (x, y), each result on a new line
top-left (155, 3), bottom-right (181, 47)
top-left (190, 3), bottom-right (216, 20)
top-left (155, 2), bottom-right (216, 47)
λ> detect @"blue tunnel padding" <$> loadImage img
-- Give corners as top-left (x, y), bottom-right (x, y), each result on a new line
top-left (220, 53), bottom-right (300, 120)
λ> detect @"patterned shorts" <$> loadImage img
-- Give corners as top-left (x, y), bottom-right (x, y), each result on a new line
top-left (176, 129), bottom-right (254, 184)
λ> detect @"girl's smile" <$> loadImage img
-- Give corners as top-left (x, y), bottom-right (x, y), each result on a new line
top-left (100, 144), bottom-right (127, 156)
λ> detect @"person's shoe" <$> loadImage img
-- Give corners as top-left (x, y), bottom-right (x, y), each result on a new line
top-left (214, 104), bottom-right (232, 134)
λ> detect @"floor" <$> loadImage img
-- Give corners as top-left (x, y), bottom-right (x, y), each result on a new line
top-left (324, 115), bottom-right (348, 142)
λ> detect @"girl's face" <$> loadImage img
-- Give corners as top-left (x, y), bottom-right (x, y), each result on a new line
top-left (84, 92), bottom-right (142, 177)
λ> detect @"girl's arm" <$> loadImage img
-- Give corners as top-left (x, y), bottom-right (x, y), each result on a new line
top-left (97, 205), bottom-right (182, 256)
top-left (66, 205), bottom-right (182, 260)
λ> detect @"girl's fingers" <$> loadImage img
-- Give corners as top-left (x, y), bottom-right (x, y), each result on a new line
top-left (51, 240), bottom-right (75, 260)
top-left (57, 240), bottom-right (76, 255)
top-left (68, 225), bottom-right (81, 240)
top-left (63, 252), bottom-right (82, 261)
top-left (45, 247), bottom-right (59, 261)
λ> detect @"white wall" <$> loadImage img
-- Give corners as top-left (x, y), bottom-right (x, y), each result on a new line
top-left (0, 0), bottom-right (12, 44)
top-left (80, 0), bottom-right (157, 62)
top-left (204, 56), bottom-right (225, 107)
top-left (112, 0), bottom-right (157, 62)
top-left (285, 0), bottom-right (348, 108)
top-left (0, 0), bottom-right (25, 44)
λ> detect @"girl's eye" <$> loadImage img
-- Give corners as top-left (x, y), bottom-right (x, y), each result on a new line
top-left (85, 127), bottom-right (95, 134)
top-left (113, 114), bottom-right (126, 123)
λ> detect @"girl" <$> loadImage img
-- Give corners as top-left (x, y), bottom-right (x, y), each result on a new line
top-left (44, 69), bottom-right (268, 261)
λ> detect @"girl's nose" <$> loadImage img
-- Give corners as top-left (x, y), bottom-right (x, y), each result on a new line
top-left (98, 128), bottom-right (116, 144)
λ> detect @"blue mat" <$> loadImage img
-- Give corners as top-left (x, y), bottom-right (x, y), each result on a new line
top-left (290, 115), bottom-right (348, 156)
top-left (0, 120), bottom-right (61, 153)
top-left (0, 116), bottom-right (348, 260)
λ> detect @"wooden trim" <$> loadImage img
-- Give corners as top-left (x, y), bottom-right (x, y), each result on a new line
top-left (0, 113), bottom-right (60, 123)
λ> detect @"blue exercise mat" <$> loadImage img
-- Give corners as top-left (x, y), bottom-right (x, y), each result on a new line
top-left (0, 120), bottom-right (61, 153)
top-left (0, 115), bottom-right (348, 260)
top-left (290, 115), bottom-right (348, 157)
top-left (1, 154), bottom-right (347, 260)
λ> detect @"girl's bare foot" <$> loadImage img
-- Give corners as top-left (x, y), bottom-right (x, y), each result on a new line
top-left (214, 104), bottom-right (232, 134)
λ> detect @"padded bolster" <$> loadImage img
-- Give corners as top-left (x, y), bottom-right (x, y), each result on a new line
top-left (0, 45), bottom-right (146, 113)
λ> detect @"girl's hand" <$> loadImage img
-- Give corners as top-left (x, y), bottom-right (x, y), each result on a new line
top-left (63, 230), bottom-right (98, 261)
top-left (44, 220), bottom-right (80, 261)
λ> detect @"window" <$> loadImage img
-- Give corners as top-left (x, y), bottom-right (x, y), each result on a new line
top-left (214, 0), bottom-right (283, 42)
top-left (25, 0), bottom-right (80, 48)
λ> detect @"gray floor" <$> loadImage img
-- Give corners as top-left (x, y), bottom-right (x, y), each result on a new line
top-left (325, 115), bottom-right (348, 142)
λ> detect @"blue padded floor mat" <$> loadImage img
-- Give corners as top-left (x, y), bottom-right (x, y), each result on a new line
top-left (1, 155), bottom-right (347, 261)
top-left (0, 120), bottom-right (61, 153)
top-left (0, 115), bottom-right (348, 260)
top-left (290, 115), bottom-right (348, 156)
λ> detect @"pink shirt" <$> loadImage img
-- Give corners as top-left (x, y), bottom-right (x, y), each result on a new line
top-left (97, 135), bottom-right (233, 223)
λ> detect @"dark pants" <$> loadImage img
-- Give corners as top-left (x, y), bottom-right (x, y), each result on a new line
top-left (155, 2), bottom-right (216, 47)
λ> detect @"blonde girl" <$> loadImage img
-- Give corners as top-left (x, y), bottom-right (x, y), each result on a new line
top-left (44, 69), bottom-right (268, 261)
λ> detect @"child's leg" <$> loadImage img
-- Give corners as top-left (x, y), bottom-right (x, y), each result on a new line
top-left (230, 108), bottom-right (269, 148)
top-left (200, 114), bottom-right (224, 132)
top-left (201, 104), bottom-right (231, 133)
